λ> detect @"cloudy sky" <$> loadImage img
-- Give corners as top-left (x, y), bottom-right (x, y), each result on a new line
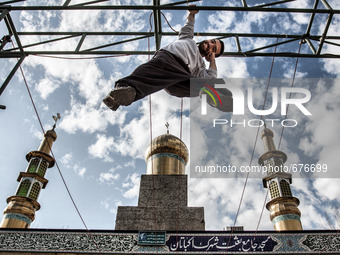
top-left (1, 0), bottom-right (340, 231)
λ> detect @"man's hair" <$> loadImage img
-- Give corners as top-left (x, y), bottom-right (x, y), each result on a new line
top-left (215, 39), bottom-right (224, 58)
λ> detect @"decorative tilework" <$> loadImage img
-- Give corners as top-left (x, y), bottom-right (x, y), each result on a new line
top-left (272, 214), bottom-right (300, 225)
top-left (301, 234), bottom-right (340, 252)
top-left (272, 234), bottom-right (307, 252)
top-left (149, 153), bottom-right (186, 164)
top-left (0, 230), bottom-right (338, 254)
top-left (3, 213), bottom-right (32, 225)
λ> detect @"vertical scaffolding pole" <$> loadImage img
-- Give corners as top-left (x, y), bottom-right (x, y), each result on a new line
top-left (153, 0), bottom-right (162, 51)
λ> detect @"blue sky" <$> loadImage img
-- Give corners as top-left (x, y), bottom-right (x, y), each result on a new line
top-left (1, 0), bottom-right (340, 231)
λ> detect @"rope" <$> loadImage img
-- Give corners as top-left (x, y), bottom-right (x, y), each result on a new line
top-left (157, 7), bottom-right (186, 240)
top-left (227, 38), bottom-right (279, 247)
top-left (252, 40), bottom-right (302, 240)
top-left (146, 10), bottom-right (184, 242)
top-left (30, 54), bottom-right (131, 60)
top-left (180, 99), bottom-right (184, 142)
top-left (12, 41), bottom-right (103, 254)
top-left (278, 41), bottom-right (302, 149)
top-left (160, 11), bottom-right (179, 34)
top-left (149, 93), bottom-right (158, 236)
top-left (176, 98), bottom-right (184, 241)
top-left (175, 0), bottom-right (190, 239)
top-left (255, 189), bottom-right (269, 231)
top-left (146, 11), bottom-right (159, 249)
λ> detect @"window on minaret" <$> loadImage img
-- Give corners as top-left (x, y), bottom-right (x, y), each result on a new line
top-left (37, 160), bottom-right (48, 177)
top-left (280, 180), bottom-right (292, 197)
top-left (16, 179), bottom-right (31, 197)
top-left (27, 158), bottom-right (40, 173)
top-left (28, 182), bottom-right (41, 200)
top-left (269, 181), bottom-right (280, 199)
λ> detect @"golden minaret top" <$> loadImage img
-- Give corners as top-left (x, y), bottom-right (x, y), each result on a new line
top-left (259, 127), bottom-right (302, 231)
top-left (0, 114), bottom-right (60, 229)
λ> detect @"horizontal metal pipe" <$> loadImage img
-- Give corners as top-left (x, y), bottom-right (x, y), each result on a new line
top-left (1, 51), bottom-right (340, 58)
top-left (8, 34), bottom-right (80, 51)
top-left (324, 39), bottom-right (340, 47)
top-left (245, 38), bottom-right (300, 54)
top-left (2, 5), bottom-right (340, 14)
top-left (16, 31), bottom-right (340, 40)
top-left (254, 0), bottom-right (296, 8)
top-left (162, 0), bottom-right (200, 7)
top-left (17, 31), bottom-right (153, 36)
top-left (82, 35), bottom-right (151, 51)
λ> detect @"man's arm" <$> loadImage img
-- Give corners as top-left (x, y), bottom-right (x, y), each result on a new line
top-left (187, 8), bottom-right (199, 22)
top-left (206, 52), bottom-right (217, 71)
top-left (188, 7), bottom-right (217, 71)
top-left (178, 7), bottom-right (199, 39)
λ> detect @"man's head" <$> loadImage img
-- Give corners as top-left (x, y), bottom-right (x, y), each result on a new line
top-left (198, 39), bottom-right (224, 59)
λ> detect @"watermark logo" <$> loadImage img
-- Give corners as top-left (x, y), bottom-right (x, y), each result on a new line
top-left (200, 79), bottom-right (312, 116)
top-left (200, 84), bottom-right (222, 115)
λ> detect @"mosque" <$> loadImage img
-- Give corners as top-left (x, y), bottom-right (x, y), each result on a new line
top-left (0, 116), bottom-right (338, 254)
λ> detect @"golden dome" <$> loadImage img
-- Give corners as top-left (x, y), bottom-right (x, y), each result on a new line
top-left (144, 133), bottom-right (189, 175)
top-left (145, 134), bottom-right (189, 164)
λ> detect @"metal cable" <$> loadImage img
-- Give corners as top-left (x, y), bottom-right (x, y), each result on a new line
top-left (227, 38), bottom-right (279, 247)
top-left (252, 40), bottom-right (302, 240)
top-left (12, 41), bottom-right (103, 254)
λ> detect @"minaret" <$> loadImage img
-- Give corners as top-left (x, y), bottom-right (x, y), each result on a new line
top-left (258, 128), bottom-right (302, 231)
top-left (115, 123), bottom-right (204, 231)
top-left (0, 114), bottom-right (60, 228)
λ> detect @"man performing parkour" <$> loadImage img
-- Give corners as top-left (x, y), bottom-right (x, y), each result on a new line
top-left (103, 8), bottom-right (228, 111)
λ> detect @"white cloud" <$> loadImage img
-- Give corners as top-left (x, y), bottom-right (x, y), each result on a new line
top-left (31, 127), bottom-right (44, 141)
top-left (314, 179), bottom-right (340, 202)
top-left (208, 11), bottom-right (235, 33)
top-left (59, 153), bottom-right (86, 178)
top-left (59, 97), bottom-right (126, 134)
top-left (112, 90), bottom-right (190, 159)
top-left (297, 79), bottom-right (340, 180)
top-left (122, 40), bottom-right (139, 52)
top-left (99, 172), bottom-right (120, 184)
top-left (218, 58), bottom-right (249, 78)
top-left (60, 153), bottom-right (73, 166)
top-left (18, 4), bottom-right (142, 138)
top-left (101, 200), bottom-right (110, 210)
top-left (285, 0), bottom-right (310, 26)
top-left (188, 178), bottom-right (272, 230)
top-left (282, 67), bottom-right (307, 79)
top-left (319, 4), bottom-right (340, 76)
top-left (35, 77), bottom-right (60, 99)
top-left (88, 134), bottom-right (115, 162)
top-left (101, 198), bottom-right (122, 215)
top-left (73, 164), bottom-right (86, 178)
top-left (322, 58), bottom-right (340, 76)
top-left (122, 173), bottom-right (141, 199)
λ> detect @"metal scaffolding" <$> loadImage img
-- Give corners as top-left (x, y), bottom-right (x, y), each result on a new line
top-left (1, 0), bottom-right (340, 96)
